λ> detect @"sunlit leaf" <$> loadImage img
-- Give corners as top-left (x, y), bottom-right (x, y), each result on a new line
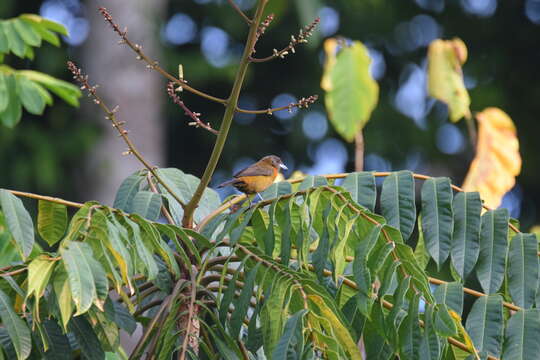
top-left (321, 38), bottom-right (379, 142)
top-left (462, 107), bottom-right (521, 208)
top-left (427, 38), bottom-right (471, 122)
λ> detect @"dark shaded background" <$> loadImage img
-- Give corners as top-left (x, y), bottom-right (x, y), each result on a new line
top-left (1, 0), bottom-right (539, 229)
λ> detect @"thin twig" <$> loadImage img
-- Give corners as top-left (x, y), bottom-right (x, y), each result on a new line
top-left (97, 7), bottom-right (315, 118)
top-left (0, 267), bottom-right (27, 277)
top-left (250, 17), bottom-right (320, 62)
top-left (237, 95), bottom-right (318, 115)
top-left (226, 0), bottom-right (252, 25)
top-left (67, 61), bottom-right (186, 209)
top-left (167, 83), bottom-right (218, 135)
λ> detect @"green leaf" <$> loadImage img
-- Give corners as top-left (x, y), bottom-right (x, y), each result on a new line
top-left (341, 171), bottom-right (376, 212)
top-left (380, 171), bottom-right (416, 240)
top-left (230, 263), bottom-right (260, 339)
top-left (12, 19), bottom-right (41, 47)
top-left (131, 191), bottom-right (162, 221)
top-left (0, 25), bottom-right (8, 53)
top-left (26, 256), bottom-right (56, 315)
top-left (398, 292), bottom-right (421, 360)
top-left (68, 316), bottom-right (105, 360)
top-left (61, 242), bottom-right (108, 315)
top-left (157, 168), bottom-right (220, 223)
top-left (0, 189), bottom-right (34, 259)
top-left (0, 74), bottom-right (22, 128)
top-left (17, 70), bottom-right (81, 107)
top-left (353, 225), bottom-right (382, 316)
top-left (0, 289), bottom-right (31, 360)
top-left (322, 40), bottom-right (379, 142)
top-left (123, 217), bottom-right (158, 280)
top-left (112, 172), bottom-right (143, 212)
top-left (475, 209), bottom-right (509, 294)
top-left (52, 265), bottom-right (73, 331)
top-left (298, 175), bottom-right (327, 190)
top-left (507, 233), bottom-right (539, 309)
top-left (465, 295), bottom-right (503, 358)
top-left (419, 304), bottom-right (441, 360)
top-left (427, 38), bottom-right (471, 122)
top-left (434, 304), bottom-right (458, 337)
top-left (502, 309), bottom-right (540, 360)
top-left (272, 309), bottom-right (307, 359)
top-left (42, 320), bottom-right (71, 360)
top-left (421, 177), bottom-right (453, 267)
top-left (41, 18), bottom-right (68, 36)
top-left (260, 181), bottom-right (293, 199)
top-left (0, 73), bottom-right (8, 113)
top-left (30, 24), bottom-right (59, 47)
top-left (434, 282), bottom-right (463, 316)
top-left (4, 21), bottom-right (25, 58)
top-left (451, 192), bottom-right (482, 279)
top-left (37, 201), bottom-right (67, 246)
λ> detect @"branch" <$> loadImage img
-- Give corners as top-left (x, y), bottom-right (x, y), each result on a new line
top-left (67, 61), bottom-right (186, 209)
top-left (181, 0), bottom-right (270, 228)
top-left (250, 17), bottom-right (320, 63)
top-left (97, 7), bottom-right (312, 118)
top-left (99, 7), bottom-right (227, 105)
top-left (166, 83), bottom-right (218, 135)
top-left (235, 95), bottom-right (318, 114)
top-left (7, 189), bottom-right (83, 208)
top-left (226, 0), bottom-right (252, 25)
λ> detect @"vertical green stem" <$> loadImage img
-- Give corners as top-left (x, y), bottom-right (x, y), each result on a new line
top-left (182, 0), bottom-right (268, 227)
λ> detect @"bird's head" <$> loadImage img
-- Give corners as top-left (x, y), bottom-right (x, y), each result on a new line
top-left (261, 155), bottom-right (288, 171)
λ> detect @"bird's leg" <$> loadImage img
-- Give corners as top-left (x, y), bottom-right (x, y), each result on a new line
top-left (256, 193), bottom-right (263, 201)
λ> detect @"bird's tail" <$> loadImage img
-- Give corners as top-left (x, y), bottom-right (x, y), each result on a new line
top-left (217, 179), bottom-right (236, 188)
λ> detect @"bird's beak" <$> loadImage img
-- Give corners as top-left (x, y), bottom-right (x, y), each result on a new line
top-left (279, 163), bottom-right (288, 170)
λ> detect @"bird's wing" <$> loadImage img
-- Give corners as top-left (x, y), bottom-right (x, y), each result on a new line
top-left (234, 163), bottom-right (274, 178)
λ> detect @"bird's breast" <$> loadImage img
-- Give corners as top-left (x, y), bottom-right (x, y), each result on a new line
top-left (234, 175), bottom-right (275, 194)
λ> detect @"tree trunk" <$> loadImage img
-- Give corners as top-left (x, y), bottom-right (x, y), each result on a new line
top-left (81, 0), bottom-right (166, 205)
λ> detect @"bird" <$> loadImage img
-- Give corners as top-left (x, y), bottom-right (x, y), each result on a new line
top-left (217, 155), bottom-right (288, 196)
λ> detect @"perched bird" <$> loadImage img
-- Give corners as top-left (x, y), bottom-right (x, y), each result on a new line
top-left (217, 155), bottom-right (288, 195)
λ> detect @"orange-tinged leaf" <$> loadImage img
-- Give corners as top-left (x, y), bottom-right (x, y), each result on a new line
top-left (462, 107), bottom-right (521, 208)
top-left (427, 38), bottom-right (471, 122)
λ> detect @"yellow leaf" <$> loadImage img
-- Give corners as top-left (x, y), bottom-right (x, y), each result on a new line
top-left (462, 107), bottom-right (521, 208)
top-left (308, 294), bottom-right (363, 359)
top-left (427, 38), bottom-right (471, 122)
top-left (448, 310), bottom-right (480, 360)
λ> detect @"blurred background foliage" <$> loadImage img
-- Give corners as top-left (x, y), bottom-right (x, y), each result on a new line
top-left (1, 0), bottom-right (539, 228)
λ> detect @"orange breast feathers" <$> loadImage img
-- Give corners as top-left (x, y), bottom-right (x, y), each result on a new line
top-left (235, 174), bottom-right (276, 194)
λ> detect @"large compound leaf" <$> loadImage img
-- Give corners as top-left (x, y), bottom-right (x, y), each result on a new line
top-left (0, 189), bottom-right (34, 258)
top-left (462, 108), bottom-right (521, 208)
top-left (321, 38), bottom-right (379, 142)
top-left (112, 172), bottom-right (144, 212)
top-left (427, 38), bottom-right (470, 122)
